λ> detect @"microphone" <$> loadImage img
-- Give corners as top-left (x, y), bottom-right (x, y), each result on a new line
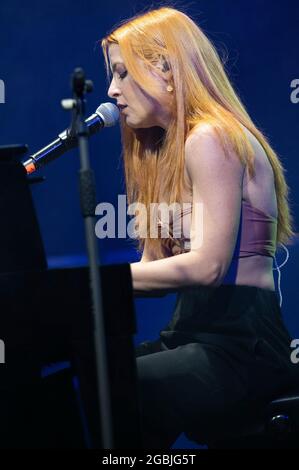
top-left (22, 102), bottom-right (119, 174)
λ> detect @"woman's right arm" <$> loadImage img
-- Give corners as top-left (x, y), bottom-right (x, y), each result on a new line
top-left (136, 239), bottom-right (169, 297)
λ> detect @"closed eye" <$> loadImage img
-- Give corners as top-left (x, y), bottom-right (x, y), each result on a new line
top-left (118, 71), bottom-right (128, 80)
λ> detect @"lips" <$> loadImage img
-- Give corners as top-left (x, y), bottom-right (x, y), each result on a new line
top-left (117, 104), bottom-right (127, 110)
top-left (119, 105), bottom-right (128, 115)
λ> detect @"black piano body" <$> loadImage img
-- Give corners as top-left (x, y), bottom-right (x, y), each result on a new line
top-left (0, 145), bottom-right (141, 448)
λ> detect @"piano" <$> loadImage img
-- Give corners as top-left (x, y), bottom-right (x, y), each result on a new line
top-left (0, 145), bottom-right (141, 448)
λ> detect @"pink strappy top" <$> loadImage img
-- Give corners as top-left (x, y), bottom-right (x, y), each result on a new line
top-left (158, 199), bottom-right (277, 259)
top-left (232, 200), bottom-right (277, 259)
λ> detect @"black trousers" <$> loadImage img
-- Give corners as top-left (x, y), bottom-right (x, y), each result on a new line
top-left (135, 284), bottom-right (299, 449)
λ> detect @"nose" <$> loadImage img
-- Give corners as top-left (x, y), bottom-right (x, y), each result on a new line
top-left (108, 77), bottom-right (121, 99)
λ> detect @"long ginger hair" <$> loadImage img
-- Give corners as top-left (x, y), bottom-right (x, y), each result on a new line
top-left (101, 6), bottom-right (295, 259)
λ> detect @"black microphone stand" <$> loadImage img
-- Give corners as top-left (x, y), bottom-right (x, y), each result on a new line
top-left (66, 67), bottom-right (113, 449)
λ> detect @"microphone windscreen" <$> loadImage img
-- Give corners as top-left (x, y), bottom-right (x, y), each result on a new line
top-left (96, 102), bottom-right (119, 127)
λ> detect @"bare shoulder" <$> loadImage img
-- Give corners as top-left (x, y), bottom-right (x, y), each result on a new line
top-left (185, 122), bottom-right (217, 147)
top-left (184, 123), bottom-right (245, 184)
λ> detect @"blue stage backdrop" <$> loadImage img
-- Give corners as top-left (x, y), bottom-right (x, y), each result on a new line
top-left (0, 0), bottom-right (299, 449)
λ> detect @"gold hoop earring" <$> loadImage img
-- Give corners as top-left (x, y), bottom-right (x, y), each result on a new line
top-left (166, 84), bottom-right (173, 92)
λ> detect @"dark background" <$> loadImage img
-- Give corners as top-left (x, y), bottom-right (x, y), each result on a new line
top-left (1, 0), bottom-right (299, 448)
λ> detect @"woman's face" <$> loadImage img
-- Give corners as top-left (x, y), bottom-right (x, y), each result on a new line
top-left (107, 44), bottom-right (173, 130)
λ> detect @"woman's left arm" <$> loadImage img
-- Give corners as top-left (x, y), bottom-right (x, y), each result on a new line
top-left (130, 125), bottom-right (246, 293)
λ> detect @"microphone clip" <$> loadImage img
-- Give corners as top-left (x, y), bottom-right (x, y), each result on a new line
top-left (62, 68), bottom-right (94, 139)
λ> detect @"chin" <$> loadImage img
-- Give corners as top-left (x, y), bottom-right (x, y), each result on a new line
top-left (126, 120), bottom-right (147, 129)
top-left (125, 114), bottom-right (156, 129)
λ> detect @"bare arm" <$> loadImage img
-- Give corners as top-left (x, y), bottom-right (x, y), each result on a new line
top-left (135, 239), bottom-right (169, 297)
top-left (130, 124), bottom-right (245, 294)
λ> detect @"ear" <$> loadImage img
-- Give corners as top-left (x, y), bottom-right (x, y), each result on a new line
top-left (161, 59), bottom-right (170, 72)
top-left (156, 56), bottom-right (172, 82)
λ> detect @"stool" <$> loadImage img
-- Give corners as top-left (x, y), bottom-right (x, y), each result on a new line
top-left (186, 386), bottom-right (299, 449)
